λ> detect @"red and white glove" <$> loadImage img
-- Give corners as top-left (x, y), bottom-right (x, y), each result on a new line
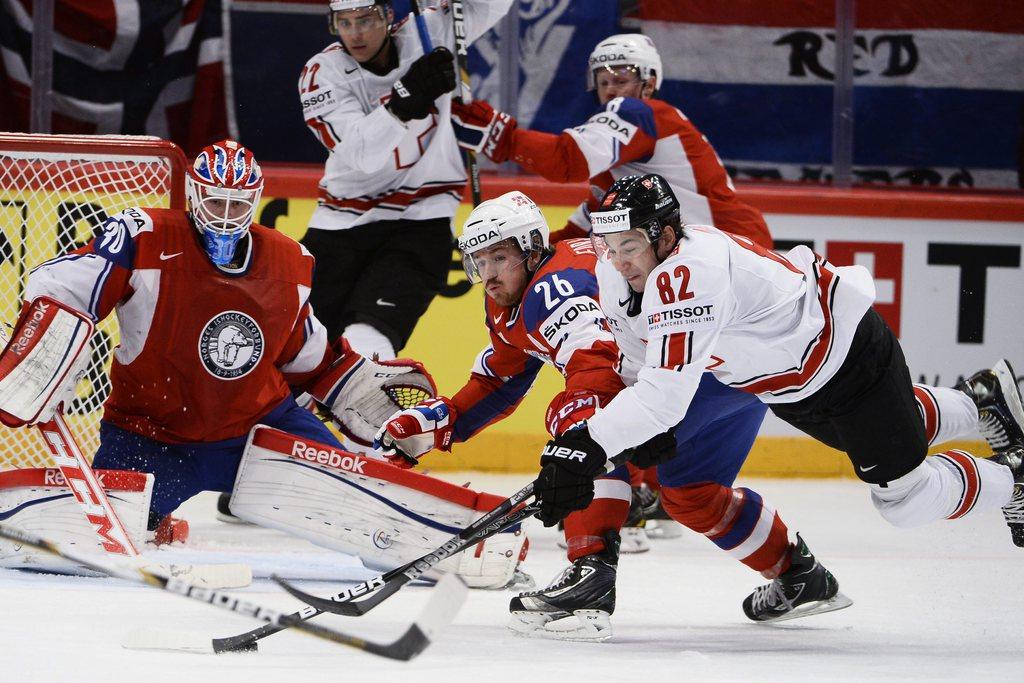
top-left (450, 99), bottom-right (517, 163)
top-left (374, 397), bottom-right (458, 468)
top-left (545, 390), bottom-right (600, 437)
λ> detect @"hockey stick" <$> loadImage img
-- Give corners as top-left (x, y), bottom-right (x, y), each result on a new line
top-left (145, 487), bottom-right (536, 654)
top-left (449, 0), bottom-right (482, 206)
top-left (35, 412), bottom-right (251, 589)
top-left (409, 0), bottom-right (481, 207)
top-left (0, 521), bottom-right (466, 660)
top-left (273, 451), bottom-right (631, 618)
top-left (37, 413), bottom-right (139, 556)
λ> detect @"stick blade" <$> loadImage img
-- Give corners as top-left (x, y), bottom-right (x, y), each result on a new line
top-left (144, 562), bottom-right (252, 589)
top-left (272, 574), bottom-right (383, 616)
top-left (414, 573), bottom-right (468, 641)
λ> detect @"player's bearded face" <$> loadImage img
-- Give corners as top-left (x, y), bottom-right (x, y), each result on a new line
top-left (599, 229), bottom-right (660, 292)
top-left (335, 7), bottom-right (390, 63)
top-left (471, 241), bottom-right (531, 307)
top-left (594, 66), bottom-right (652, 104)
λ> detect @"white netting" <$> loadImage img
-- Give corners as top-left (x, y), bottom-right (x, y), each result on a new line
top-left (0, 133), bottom-right (186, 470)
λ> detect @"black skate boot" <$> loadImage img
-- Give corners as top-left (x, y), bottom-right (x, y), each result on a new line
top-left (637, 484), bottom-right (683, 539)
top-left (215, 492), bottom-right (250, 525)
top-left (508, 531), bottom-right (619, 640)
top-left (743, 533), bottom-right (852, 623)
top-left (956, 359), bottom-right (1024, 453)
top-left (989, 445), bottom-right (1024, 547)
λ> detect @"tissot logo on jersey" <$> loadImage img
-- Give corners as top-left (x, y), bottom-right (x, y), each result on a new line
top-left (647, 304), bottom-right (716, 333)
top-left (198, 311), bottom-right (264, 380)
top-left (301, 89), bottom-right (336, 117)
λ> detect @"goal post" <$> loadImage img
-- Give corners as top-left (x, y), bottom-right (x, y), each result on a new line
top-left (0, 133), bottom-right (188, 470)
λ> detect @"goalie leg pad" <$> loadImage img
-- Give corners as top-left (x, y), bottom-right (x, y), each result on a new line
top-left (0, 468), bottom-right (152, 574)
top-left (230, 426), bottom-right (528, 588)
top-left (0, 297), bottom-right (94, 426)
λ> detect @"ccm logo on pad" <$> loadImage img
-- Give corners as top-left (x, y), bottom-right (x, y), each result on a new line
top-left (291, 441), bottom-right (366, 473)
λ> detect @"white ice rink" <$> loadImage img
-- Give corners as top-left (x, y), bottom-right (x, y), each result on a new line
top-left (0, 474), bottom-right (1019, 682)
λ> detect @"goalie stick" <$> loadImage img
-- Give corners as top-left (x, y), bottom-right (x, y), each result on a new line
top-left (0, 522), bottom-right (466, 661)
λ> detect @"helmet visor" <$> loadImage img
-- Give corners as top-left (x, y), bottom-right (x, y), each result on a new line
top-left (591, 228), bottom-right (654, 265)
top-left (461, 239), bottom-right (529, 284)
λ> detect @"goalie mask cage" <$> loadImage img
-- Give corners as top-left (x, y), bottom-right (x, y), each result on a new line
top-left (0, 133), bottom-right (187, 471)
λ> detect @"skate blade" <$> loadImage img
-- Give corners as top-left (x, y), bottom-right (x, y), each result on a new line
top-left (508, 609), bottom-right (612, 641)
top-left (993, 359), bottom-right (1024, 432)
top-left (644, 519), bottom-right (684, 539)
top-left (620, 527), bottom-right (650, 554)
top-left (759, 591), bottom-right (854, 623)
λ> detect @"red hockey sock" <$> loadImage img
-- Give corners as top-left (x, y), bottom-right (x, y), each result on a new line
top-left (661, 483), bottom-right (792, 578)
top-left (563, 496), bottom-right (630, 561)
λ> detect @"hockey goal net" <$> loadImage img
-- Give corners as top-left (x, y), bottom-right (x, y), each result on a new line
top-left (0, 133), bottom-right (187, 471)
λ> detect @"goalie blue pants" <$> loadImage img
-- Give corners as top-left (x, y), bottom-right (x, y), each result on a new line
top-left (91, 396), bottom-right (341, 525)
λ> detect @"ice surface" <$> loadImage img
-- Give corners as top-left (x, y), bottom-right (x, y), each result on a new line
top-left (0, 474), bottom-right (1018, 682)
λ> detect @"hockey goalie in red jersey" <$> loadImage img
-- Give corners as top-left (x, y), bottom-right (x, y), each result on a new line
top-left (0, 140), bottom-right (529, 589)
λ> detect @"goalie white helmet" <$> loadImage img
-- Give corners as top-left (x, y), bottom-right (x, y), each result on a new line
top-left (586, 33), bottom-right (663, 92)
top-left (458, 191), bottom-right (550, 283)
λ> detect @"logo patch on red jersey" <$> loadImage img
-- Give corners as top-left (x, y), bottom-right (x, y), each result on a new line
top-left (198, 311), bottom-right (264, 380)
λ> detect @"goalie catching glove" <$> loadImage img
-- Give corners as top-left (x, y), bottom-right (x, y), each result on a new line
top-left (308, 338), bottom-right (437, 447)
top-left (0, 297), bottom-right (94, 428)
top-left (451, 99), bottom-right (518, 163)
top-left (374, 397), bottom-right (457, 468)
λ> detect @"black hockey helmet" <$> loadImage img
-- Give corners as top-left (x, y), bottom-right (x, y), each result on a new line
top-left (590, 173), bottom-right (681, 243)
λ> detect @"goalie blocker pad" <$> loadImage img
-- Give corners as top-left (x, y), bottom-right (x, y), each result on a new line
top-left (0, 297), bottom-right (95, 427)
top-left (0, 468), bottom-right (152, 575)
top-left (230, 426), bottom-right (529, 588)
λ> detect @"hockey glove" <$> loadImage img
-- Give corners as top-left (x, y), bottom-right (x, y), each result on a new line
top-left (535, 425), bottom-right (608, 527)
top-left (627, 430), bottom-right (678, 469)
top-left (374, 396), bottom-right (457, 468)
top-left (545, 389), bottom-right (600, 437)
top-left (450, 99), bottom-right (517, 163)
top-left (386, 47), bottom-right (456, 122)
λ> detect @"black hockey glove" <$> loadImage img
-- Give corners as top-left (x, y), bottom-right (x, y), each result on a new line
top-left (386, 47), bottom-right (456, 122)
top-left (534, 425), bottom-right (608, 527)
top-left (627, 430), bottom-right (677, 469)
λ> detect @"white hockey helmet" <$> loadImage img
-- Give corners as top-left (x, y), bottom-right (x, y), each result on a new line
top-left (327, 0), bottom-right (391, 35)
top-left (458, 191), bottom-right (550, 283)
top-left (586, 33), bottom-right (663, 92)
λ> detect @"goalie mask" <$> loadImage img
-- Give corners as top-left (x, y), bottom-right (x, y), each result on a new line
top-left (186, 140), bottom-right (264, 266)
top-left (457, 191), bottom-right (550, 284)
top-left (586, 33), bottom-right (663, 93)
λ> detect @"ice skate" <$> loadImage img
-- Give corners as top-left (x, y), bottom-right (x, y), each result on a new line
top-left (620, 487), bottom-right (651, 552)
top-left (636, 484), bottom-right (683, 539)
top-left (990, 445), bottom-right (1024, 547)
top-left (957, 359), bottom-right (1024, 453)
top-left (215, 491), bottom-right (250, 524)
top-left (509, 532), bottom-right (619, 641)
top-left (743, 533), bottom-right (852, 623)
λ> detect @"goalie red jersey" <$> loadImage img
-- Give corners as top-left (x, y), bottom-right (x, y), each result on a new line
top-left (24, 206), bottom-right (335, 443)
top-left (450, 238), bottom-right (623, 440)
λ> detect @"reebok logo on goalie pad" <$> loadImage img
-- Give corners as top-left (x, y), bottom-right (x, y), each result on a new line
top-left (291, 441), bottom-right (367, 474)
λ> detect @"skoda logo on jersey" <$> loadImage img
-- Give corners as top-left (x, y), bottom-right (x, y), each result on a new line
top-left (198, 311), bottom-right (264, 380)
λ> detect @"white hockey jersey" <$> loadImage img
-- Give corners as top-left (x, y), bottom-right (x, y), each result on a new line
top-left (588, 225), bottom-right (876, 456)
top-left (300, 0), bottom-right (512, 230)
